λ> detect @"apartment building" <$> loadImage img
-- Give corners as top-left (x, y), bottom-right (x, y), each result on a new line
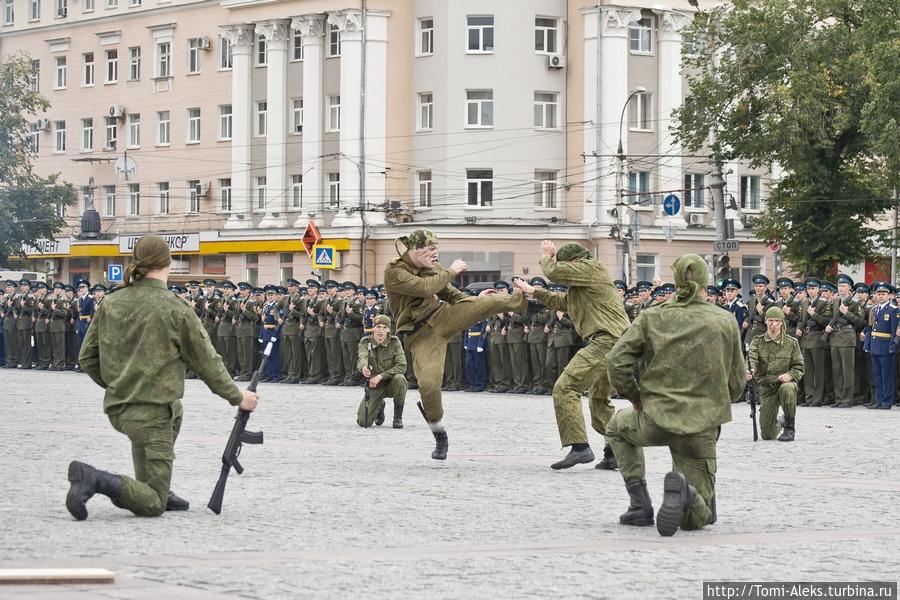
top-left (2, 0), bottom-right (773, 288)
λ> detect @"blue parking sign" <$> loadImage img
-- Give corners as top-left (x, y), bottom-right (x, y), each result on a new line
top-left (107, 263), bottom-right (124, 282)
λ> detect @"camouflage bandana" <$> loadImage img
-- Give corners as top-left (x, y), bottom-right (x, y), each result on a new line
top-left (667, 253), bottom-right (708, 307)
top-left (395, 229), bottom-right (439, 255)
top-left (765, 306), bottom-right (785, 321)
top-left (556, 242), bottom-right (590, 262)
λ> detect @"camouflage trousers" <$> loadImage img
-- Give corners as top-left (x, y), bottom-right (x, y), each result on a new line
top-left (356, 376), bottom-right (407, 427)
top-left (758, 381), bottom-right (798, 440)
top-left (605, 407), bottom-right (715, 531)
top-left (107, 402), bottom-right (182, 517)
top-left (553, 334), bottom-right (616, 447)
top-left (406, 293), bottom-right (527, 423)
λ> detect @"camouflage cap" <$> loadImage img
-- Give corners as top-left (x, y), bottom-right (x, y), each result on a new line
top-left (373, 314), bottom-right (391, 327)
top-left (765, 306), bottom-right (785, 321)
top-left (402, 229), bottom-right (438, 250)
top-left (556, 242), bottom-right (590, 262)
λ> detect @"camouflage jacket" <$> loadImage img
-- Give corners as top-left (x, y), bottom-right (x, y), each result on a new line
top-left (356, 334), bottom-right (407, 380)
top-left (748, 332), bottom-right (805, 392)
top-left (383, 252), bottom-right (470, 334)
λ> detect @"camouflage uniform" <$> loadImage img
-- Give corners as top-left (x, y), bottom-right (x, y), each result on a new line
top-left (355, 329), bottom-right (407, 427)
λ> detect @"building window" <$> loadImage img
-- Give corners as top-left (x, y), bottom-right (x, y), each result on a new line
top-left (203, 255), bottom-right (227, 275)
top-left (534, 92), bottom-right (558, 129)
top-left (629, 17), bottom-right (653, 54)
top-left (534, 17), bottom-right (558, 53)
top-left (256, 101), bottom-right (267, 136)
top-left (465, 90), bottom-right (493, 128)
top-left (636, 254), bottom-right (658, 282)
top-left (328, 173), bottom-right (340, 207)
top-left (291, 174), bottom-right (302, 209)
top-left (418, 92), bottom-right (433, 131)
top-left (128, 183), bottom-right (140, 215)
top-left (105, 49), bottom-right (118, 83)
top-left (534, 170), bottom-right (558, 208)
top-left (105, 116), bottom-right (117, 149)
top-left (467, 15), bottom-right (494, 53)
top-left (418, 17), bottom-right (433, 56)
top-left (3, 0), bottom-right (13, 24)
top-left (219, 178), bottom-right (231, 212)
top-left (628, 171), bottom-right (651, 206)
top-left (740, 175), bottom-right (761, 211)
top-left (219, 105), bottom-right (232, 140)
top-left (81, 118), bottom-right (93, 151)
top-left (129, 0), bottom-right (140, 6)
top-left (56, 0), bottom-right (66, 18)
top-left (27, 123), bottom-right (39, 153)
top-left (81, 53), bottom-right (94, 86)
top-left (157, 110), bottom-right (170, 145)
top-left (187, 38), bottom-right (201, 74)
top-left (29, 60), bottom-right (40, 91)
top-left (83, 0), bottom-right (93, 13)
top-left (128, 46), bottom-right (141, 80)
top-left (684, 173), bottom-right (705, 209)
top-left (256, 34), bottom-right (267, 66)
top-left (106, 0), bottom-right (117, 8)
top-left (292, 98), bottom-right (303, 134)
top-left (54, 56), bottom-right (67, 89)
top-left (631, 91), bottom-right (651, 130)
top-left (220, 35), bottom-right (232, 69)
top-left (127, 113), bottom-right (140, 148)
top-left (187, 108), bottom-right (201, 143)
top-left (104, 185), bottom-right (116, 217)
top-left (29, 0), bottom-right (39, 21)
top-left (327, 23), bottom-right (340, 57)
top-left (256, 176), bottom-right (267, 210)
top-left (156, 41), bottom-right (171, 77)
top-left (54, 120), bottom-right (66, 152)
top-left (187, 179), bottom-right (200, 213)
top-left (740, 256), bottom-right (763, 292)
top-left (327, 95), bottom-right (340, 132)
top-left (418, 170), bottom-right (432, 208)
top-left (292, 30), bottom-right (303, 60)
top-left (467, 169), bottom-right (493, 207)
top-left (157, 182), bottom-right (169, 214)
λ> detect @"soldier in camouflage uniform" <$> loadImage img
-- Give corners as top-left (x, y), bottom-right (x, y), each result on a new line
top-left (514, 241), bottom-right (630, 471)
top-left (356, 314), bottom-right (407, 428)
top-left (606, 254), bottom-right (744, 537)
top-left (383, 229), bottom-right (527, 460)
top-left (748, 306), bottom-right (805, 441)
top-left (68, 236), bottom-right (259, 521)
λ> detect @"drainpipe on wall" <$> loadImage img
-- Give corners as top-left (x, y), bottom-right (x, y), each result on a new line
top-left (359, 0), bottom-right (369, 285)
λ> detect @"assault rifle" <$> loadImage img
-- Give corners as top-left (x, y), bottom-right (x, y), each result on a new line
top-left (207, 339), bottom-right (269, 515)
top-left (821, 293), bottom-right (857, 343)
top-left (363, 341), bottom-right (373, 428)
top-left (744, 343), bottom-right (759, 442)
top-left (747, 290), bottom-right (777, 328)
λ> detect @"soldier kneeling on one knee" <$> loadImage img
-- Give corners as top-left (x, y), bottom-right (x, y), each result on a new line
top-left (357, 315), bottom-right (407, 429)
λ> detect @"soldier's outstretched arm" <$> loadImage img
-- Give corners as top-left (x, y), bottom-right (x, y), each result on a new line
top-left (181, 310), bottom-right (244, 406)
top-left (384, 264), bottom-right (459, 298)
top-left (538, 256), bottom-right (599, 287)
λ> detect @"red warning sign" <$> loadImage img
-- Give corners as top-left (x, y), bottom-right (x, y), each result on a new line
top-left (301, 221), bottom-right (322, 257)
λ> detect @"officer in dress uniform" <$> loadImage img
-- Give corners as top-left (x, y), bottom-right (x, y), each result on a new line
top-left (64, 284), bottom-right (78, 369)
top-left (743, 274), bottom-right (775, 341)
top-left (362, 288), bottom-right (380, 334)
top-left (301, 279), bottom-right (326, 384)
top-left (280, 278), bottom-right (303, 383)
top-left (804, 279), bottom-right (833, 406)
top-left (864, 281), bottom-right (898, 409)
top-left (321, 280), bottom-right (344, 385)
top-left (74, 279), bottom-right (94, 371)
top-left (464, 291), bottom-right (489, 392)
top-left (721, 279), bottom-right (747, 342)
top-left (774, 278), bottom-right (801, 338)
top-left (257, 285), bottom-right (281, 383)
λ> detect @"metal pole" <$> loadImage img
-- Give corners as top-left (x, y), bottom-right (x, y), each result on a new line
top-left (594, 5), bottom-right (603, 256)
top-left (710, 158), bottom-right (726, 283)
top-left (358, 0), bottom-right (368, 286)
top-left (892, 185), bottom-right (898, 287)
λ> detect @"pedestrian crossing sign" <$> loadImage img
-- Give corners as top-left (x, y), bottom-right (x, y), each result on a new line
top-left (312, 246), bottom-right (338, 269)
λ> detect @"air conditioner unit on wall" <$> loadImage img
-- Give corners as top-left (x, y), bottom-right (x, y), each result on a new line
top-left (36, 118), bottom-right (51, 131)
top-left (689, 213), bottom-right (706, 227)
top-left (199, 37), bottom-right (211, 50)
top-left (108, 105), bottom-right (126, 118)
top-left (547, 54), bottom-right (566, 69)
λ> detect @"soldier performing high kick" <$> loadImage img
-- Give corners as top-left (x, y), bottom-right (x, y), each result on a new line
top-left (513, 241), bottom-right (630, 471)
top-left (383, 229), bottom-right (527, 461)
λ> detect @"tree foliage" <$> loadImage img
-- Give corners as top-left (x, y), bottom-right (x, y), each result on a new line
top-left (0, 54), bottom-right (76, 266)
top-left (675, 0), bottom-right (898, 275)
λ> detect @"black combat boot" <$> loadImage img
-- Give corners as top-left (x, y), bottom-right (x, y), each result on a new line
top-left (656, 471), bottom-right (696, 537)
top-left (619, 479), bottom-right (654, 526)
top-left (375, 402), bottom-right (386, 426)
top-left (431, 430), bottom-right (449, 460)
top-left (66, 461), bottom-right (123, 521)
top-left (595, 444), bottom-right (618, 470)
top-left (707, 494), bottom-right (717, 525)
top-left (392, 403), bottom-right (404, 429)
top-left (777, 416), bottom-right (795, 442)
top-left (166, 490), bottom-right (190, 511)
top-left (550, 445), bottom-right (595, 470)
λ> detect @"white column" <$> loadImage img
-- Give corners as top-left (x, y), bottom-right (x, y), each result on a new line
top-left (654, 9), bottom-right (689, 228)
top-left (256, 20), bottom-right (290, 229)
top-left (583, 8), bottom-right (641, 225)
top-left (363, 10), bottom-right (389, 226)
top-left (221, 24), bottom-right (255, 229)
top-left (291, 15), bottom-right (325, 227)
top-left (328, 9), bottom-right (364, 227)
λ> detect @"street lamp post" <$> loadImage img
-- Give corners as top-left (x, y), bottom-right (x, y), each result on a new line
top-left (614, 87), bottom-right (646, 283)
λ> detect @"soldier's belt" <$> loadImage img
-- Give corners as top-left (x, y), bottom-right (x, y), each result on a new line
top-left (264, 325), bottom-right (277, 330)
top-left (872, 332), bottom-right (892, 338)
top-left (467, 332), bottom-right (482, 337)
top-left (79, 316), bottom-right (91, 320)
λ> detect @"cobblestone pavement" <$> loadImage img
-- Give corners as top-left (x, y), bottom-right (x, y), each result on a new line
top-left (1, 369), bottom-right (898, 599)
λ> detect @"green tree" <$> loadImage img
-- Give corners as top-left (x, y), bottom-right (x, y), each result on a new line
top-left (0, 54), bottom-right (77, 267)
top-left (675, 0), bottom-right (898, 276)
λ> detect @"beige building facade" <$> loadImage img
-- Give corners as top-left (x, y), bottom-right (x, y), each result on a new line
top-left (2, 0), bottom-right (776, 289)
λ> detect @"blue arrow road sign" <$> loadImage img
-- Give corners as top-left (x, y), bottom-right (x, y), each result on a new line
top-left (107, 263), bottom-right (124, 282)
top-left (662, 194), bottom-right (681, 216)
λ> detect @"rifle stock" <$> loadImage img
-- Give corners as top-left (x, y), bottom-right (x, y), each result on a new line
top-left (745, 344), bottom-right (759, 442)
top-left (207, 339), bottom-right (270, 515)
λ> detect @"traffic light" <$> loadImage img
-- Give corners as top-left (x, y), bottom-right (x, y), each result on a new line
top-left (717, 255), bottom-right (732, 283)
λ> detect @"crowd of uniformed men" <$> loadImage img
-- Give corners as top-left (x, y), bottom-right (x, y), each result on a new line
top-left (2, 271), bottom-right (900, 410)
